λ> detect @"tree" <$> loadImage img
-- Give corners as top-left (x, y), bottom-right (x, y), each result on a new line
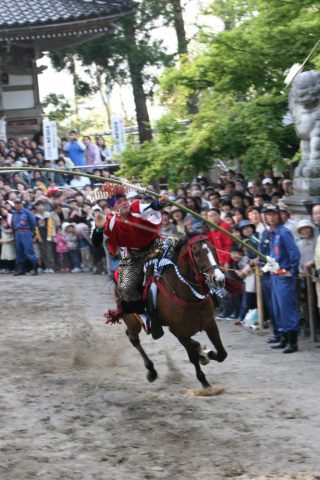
top-left (145, 0), bottom-right (320, 178)
top-left (41, 93), bottom-right (72, 122)
top-left (48, 1), bottom-right (175, 144)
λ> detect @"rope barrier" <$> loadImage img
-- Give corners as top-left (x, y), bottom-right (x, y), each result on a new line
top-left (0, 166), bottom-right (269, 263)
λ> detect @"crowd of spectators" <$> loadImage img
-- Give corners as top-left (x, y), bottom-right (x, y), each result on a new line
top-left (1, 133), bottom-right (320, 346)
top-left (0, 131), bottom-right (115, 276)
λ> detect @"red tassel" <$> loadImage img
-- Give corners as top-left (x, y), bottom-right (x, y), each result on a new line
top-left (104, 308), bottom-right (123, 324)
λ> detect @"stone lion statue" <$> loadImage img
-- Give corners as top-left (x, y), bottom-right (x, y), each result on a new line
top-left (289, 70), bottom-right (320, 178)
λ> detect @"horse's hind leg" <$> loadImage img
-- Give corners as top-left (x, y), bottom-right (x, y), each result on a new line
top-left (126, 329), bottom-right (158, 383)
top-left (177, 336), bottom-right (211, 388)
top-left (205, 321), bottom-right (227, 363)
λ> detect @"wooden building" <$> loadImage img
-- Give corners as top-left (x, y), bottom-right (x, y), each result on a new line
top-left (0, 0), bottom-right (134, 138)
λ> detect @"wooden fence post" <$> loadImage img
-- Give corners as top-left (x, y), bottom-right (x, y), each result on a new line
top-left (255, 267), bottom-right (264, 331)
top-left (306, 268), bottom-right (318, 343)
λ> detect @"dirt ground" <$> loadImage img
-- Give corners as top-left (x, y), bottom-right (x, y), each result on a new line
top-left (0, 273), bottom-right (320, 480)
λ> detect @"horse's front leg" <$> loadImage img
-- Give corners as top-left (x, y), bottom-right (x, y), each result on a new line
top-left (205, 320), bottom-right (227, 363)
top-left (124, 314), bottom-right (158, 383)
top-left (176, 335), bottom-right (211, 388)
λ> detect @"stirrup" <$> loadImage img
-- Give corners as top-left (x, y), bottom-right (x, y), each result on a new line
top-left (136, 313), bottom-right (150, 334)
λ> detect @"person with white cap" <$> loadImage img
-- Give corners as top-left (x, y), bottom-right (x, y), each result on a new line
top-left (262, 204), bottom-right (300, 353)
top-left (281, 179), bottom-right (293, 197)
top-left (296, 219), bottom-right (317, 336)
top-left (262, 178), bottom-right (276, 200)
top-left (296, 219), bottom-right (316, 274)
top-left (278, 202), bottom-right (297, 238)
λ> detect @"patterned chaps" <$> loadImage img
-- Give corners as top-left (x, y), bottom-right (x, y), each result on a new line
top-left (117, 238), bottom-right (163, 303)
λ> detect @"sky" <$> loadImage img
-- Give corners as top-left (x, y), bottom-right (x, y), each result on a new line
top-left (37, 0), bottom-right (223, 126)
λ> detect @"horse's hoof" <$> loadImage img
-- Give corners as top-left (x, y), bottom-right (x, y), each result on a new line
top-left (217, 351), bottom-right (228, 363)
top-left (147, 370), bottom-right (158, 382)
top-left (197, 346), bottom-right (210, 365)
top-left (199, 351), bottom-right (210, 366)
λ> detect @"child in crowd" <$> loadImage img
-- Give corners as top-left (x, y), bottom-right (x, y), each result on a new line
top-left (223, 211), bottom-right (234, 227)
top-left (239, 220), bottom-right (259, 260)
top-left (0, 216), bottom-right (16, 272)
top-left (228, 244), bottom-right (245, 322)
top-left (75, 223), bottom-right (93, 272)
top-left (63, 222), bottom-right (82, 273)
top-left (233, 220), bottom-right (258, 325)
top-left (90, 206), bottom-right (107, 275)
top-left (53, 225), bottom-right (69, 272)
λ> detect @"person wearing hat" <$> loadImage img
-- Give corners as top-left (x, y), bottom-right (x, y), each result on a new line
top-left (239, 220), bottom-right (259, 258)
top-left (235, 220), bottom-right (259, 323)
top-left (296, 219), bottom-right (317, 333)
top-left (170, 205), bottom-right (186, 234)
top-left (11, 198), bottom-right (38, 276)
top-left (34, 199), bottom-right (55, 273)
top-left (89, 205), bottom-right (107, 275)
top-left (262, 203), bottom-right (300, 353)
top-left (278, 202), bottom-right (297, 238)
top-left (281, 179), bottom-right (293, 197)
top-left (296, 220), bottom-right (316, 274)
top-left (92, 184), bottom-right (169, 334)
top-left (262, 178), bottom-right (275, 197)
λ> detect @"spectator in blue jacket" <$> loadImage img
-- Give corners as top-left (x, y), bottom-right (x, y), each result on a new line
top-left (63, 131), bottom-right (86, 167)
top-left (264, 204), bottom-right (300, 353)
top-left (11, 198), bottom-right (38, 276)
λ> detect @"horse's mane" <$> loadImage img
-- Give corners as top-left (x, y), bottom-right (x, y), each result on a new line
top-left (172, 230), bottom-right (207, 262)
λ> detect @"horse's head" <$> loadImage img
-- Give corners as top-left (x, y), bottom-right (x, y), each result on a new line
top-left (179, 232), bottom-right (225, 289)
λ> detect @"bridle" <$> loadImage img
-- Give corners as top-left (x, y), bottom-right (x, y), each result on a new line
top-left (185, 234), bottom-right (218, 284)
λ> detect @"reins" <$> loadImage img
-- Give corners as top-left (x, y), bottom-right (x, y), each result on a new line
top-left (154, 277), bottom-right (209, 308)
top-left (145, 235), bottom-right (214, 308)
top-left (184, 234), bottom-right (213, 285)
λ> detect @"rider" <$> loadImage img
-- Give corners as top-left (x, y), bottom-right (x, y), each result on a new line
top-left (92, 184), bottom-right (168, 332)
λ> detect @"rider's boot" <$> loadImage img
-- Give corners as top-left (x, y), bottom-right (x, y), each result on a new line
top-left (121, 300), bottom-right (151, 334)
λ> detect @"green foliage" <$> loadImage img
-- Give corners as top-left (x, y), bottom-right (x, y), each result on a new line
top-left (41, 94), bottom-right (72, 122)
top-left (154, 0), bottom-right (320, 178)
top-left (119, 115), bottom-right (193, 187)
top-left (46, 0), bottom-right (320, 183)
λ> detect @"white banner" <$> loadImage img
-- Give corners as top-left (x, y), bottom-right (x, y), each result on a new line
top-left (0, 117), bottom-right (7, 142)
top-left (43, 119), bottom-right (58, 161)
top-left (111, 116), bottom-right (126, 154)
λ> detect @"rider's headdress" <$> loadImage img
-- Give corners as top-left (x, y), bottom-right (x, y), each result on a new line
top-left (101, 183), bottom-right (126, 208)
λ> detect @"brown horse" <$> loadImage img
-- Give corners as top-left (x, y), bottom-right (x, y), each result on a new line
top-left (112, 232), bottom-right (228, 388)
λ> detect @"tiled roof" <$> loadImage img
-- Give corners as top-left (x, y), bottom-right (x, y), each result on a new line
top-left (0, 0), bottom-right (134, 28)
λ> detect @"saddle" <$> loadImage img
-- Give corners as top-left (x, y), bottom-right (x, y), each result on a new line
top-left (105, 249), bottom-right (167, 340)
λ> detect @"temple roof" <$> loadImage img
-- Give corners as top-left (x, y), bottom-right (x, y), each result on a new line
top-left (0, 0), bottom-right (135, 49)
top-left (0, 0), bottom-right (134, 27)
